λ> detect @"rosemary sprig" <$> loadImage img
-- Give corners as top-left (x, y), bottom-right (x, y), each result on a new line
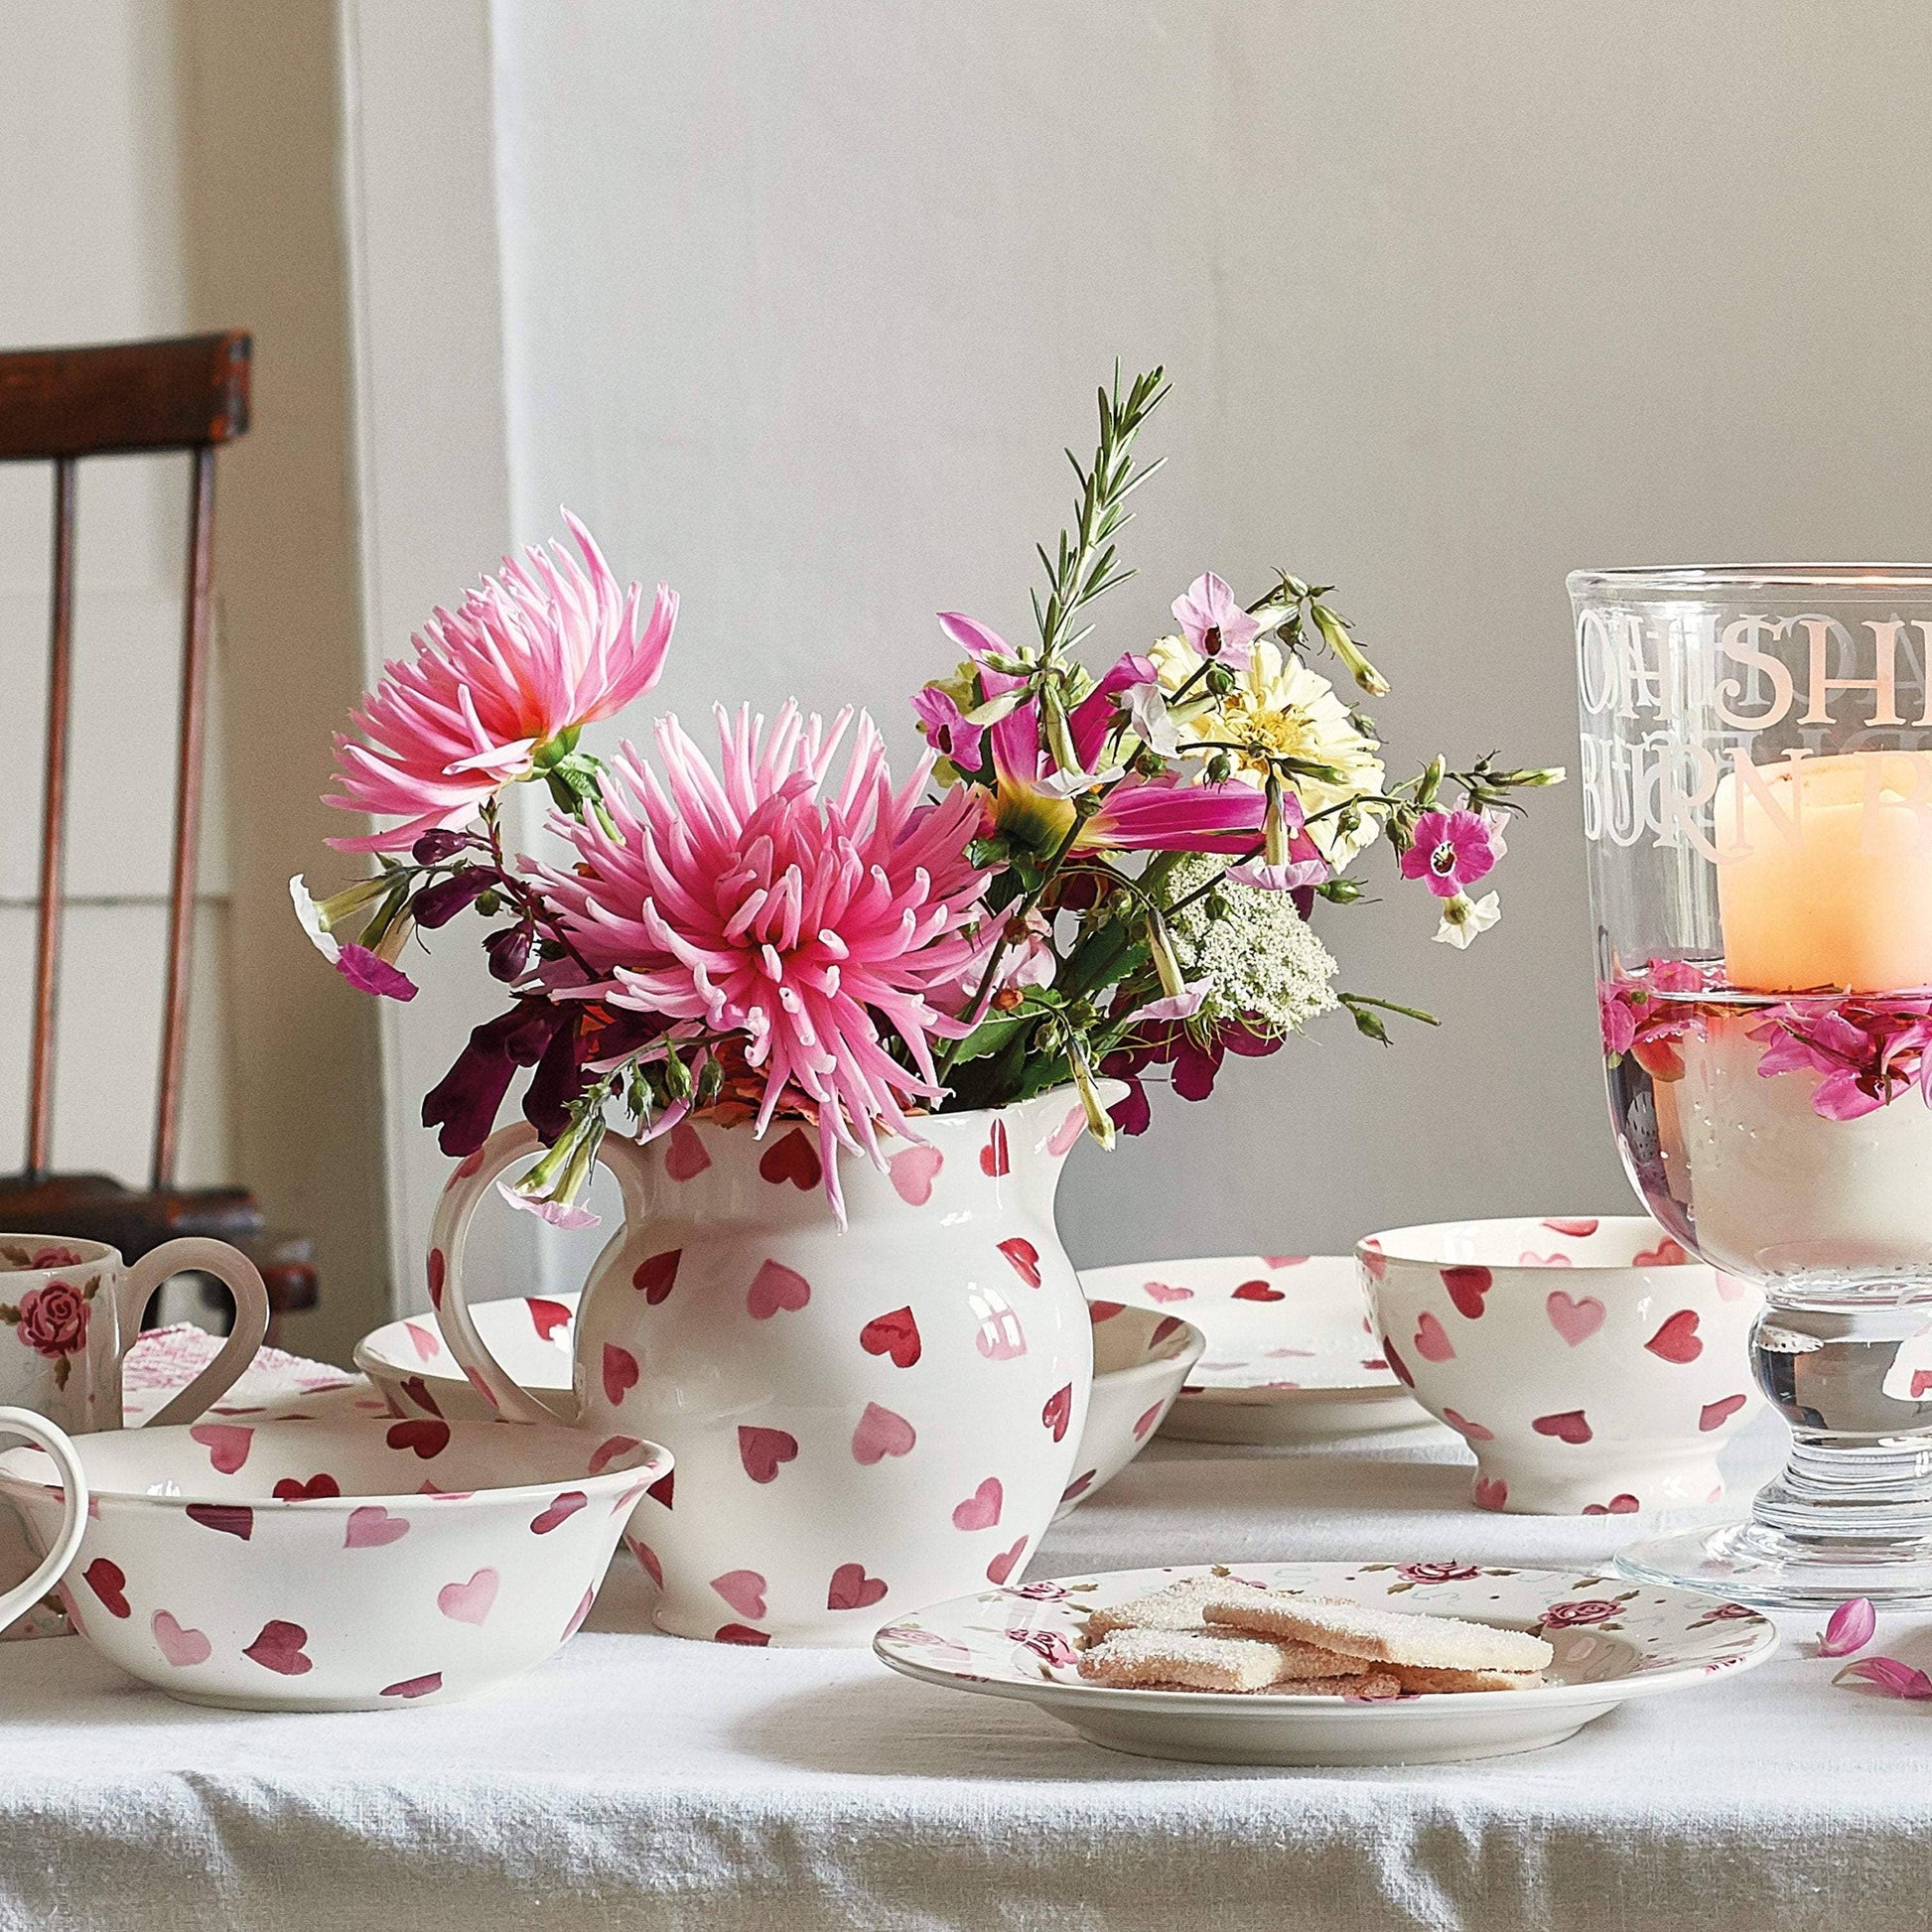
top-left (1032, 365), bottom-right (1171, 664)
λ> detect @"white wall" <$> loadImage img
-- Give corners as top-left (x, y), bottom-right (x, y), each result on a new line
top-left (485, 0), bottom-right (1932, 1278)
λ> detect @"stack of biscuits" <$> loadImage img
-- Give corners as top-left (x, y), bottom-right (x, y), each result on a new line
top-left (1074, 1577), bottom-right (1552, 1696)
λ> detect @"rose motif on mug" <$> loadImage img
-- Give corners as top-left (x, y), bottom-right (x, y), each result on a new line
top-left (1396, 1563), bottom-right (1481, 1585)
top-left (5, 1279), bottom-right (91, 1370)
top-left (1540, 1597), bottom-right (1621, 1628)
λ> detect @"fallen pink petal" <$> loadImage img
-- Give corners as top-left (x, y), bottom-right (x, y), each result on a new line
top-left (1819, 1596), bottom-right (1877, 1658)
top-left (1834, 1656), bottom-right (1932, 1700)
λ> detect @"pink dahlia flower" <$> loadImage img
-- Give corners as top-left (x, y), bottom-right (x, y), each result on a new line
top-left (327, 512), bottom-right (677, 853)
top-left (535, 705), bottom-right (993, 1216)
top-left (1399, 807), bottom-right (1506, 898)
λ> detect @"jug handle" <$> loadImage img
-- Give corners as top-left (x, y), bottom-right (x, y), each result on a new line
top-left (429, 1120), bottom-right (646, 1428)
top-left (0, 1408), bottom-right (88, 1631)
top-left (125, 1239), bottom-right (272, 1430)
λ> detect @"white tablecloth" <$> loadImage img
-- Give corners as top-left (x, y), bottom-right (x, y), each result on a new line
top-left (1, 1401), bottom-right (1920, 1932)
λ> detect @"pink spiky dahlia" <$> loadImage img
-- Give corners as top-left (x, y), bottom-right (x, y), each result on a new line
top-left (327, 512), bottom-right (677, 852)
top-left (536, 705), bottom-right (994, 1213)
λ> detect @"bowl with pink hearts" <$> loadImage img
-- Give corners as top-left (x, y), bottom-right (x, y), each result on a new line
top-left (0, 1414), bottom-right (668, 1711)
top-left (1358, 1216), bottom-right (1762, 1516)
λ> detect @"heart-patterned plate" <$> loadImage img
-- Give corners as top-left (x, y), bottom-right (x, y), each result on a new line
top-left (874, 1561), bottom-right (1778, 1766)
top-left (1079, 1256), bottom-right (1435, 1443)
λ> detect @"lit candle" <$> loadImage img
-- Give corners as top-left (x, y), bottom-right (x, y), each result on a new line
top-left (1716, 752), bottom-right (1932, 992)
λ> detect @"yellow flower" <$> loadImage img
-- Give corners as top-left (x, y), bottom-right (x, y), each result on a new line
top-left (1148, 634), bottom-right (1385, 866)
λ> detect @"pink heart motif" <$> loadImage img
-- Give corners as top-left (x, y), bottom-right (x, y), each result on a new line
top-left (631, 1538), bottom-right (663, 1587)
top-left (83, 1559), bottom-right (129, 1618)
top-left (974, 1305), bottom-right (1028, 1361)
top-left (188, 1423), bottom-right (253, 1474)
top-left (603, 1343), bottom-right (640, 1405)
top-left (663, 1120), bottom-right (711, 1181)
top-left (1635, 1236), bottom-right (1690, 1268)
top-left (747, 1260), bottom-right (811, 1319)
top-left (641, 1462), bottom-right (672, 1504)
top-left (1441, 1407), bottom-right (1494, 1442)
top-left (1532, 1409), bottom-right (1593, 1445)
top-left (986, 1537), bottom-right (1028, 1586)
top-left (1543, 1217), bottom-right (1599, 1238)
top-left (426, 1248), bottom-right (446, 1309)
top-left (386, 1418), bottom-right (451, 1459)
top-left (151, 1610), bottom-right (210, 1668)
top-left (1040, 1383), bottom-right (1073, 1443)
top-left (185, 1503), bottom-right (253, 1541)
top-left (1645, 1310), bottom-right (1703, 1364)
top-left (711, 1570), bottom-right (767, 1618)
top-left (951, 1477), bottom-right (1003, 1531)
top-left (1140, 1281), bottom-right (1193, 1305)
top-left (1472, 1474), bottom-right (1509, 1511)
top-left (272, 1474), bottom-right (341, 1502)
top-left (1358, 1239), bottom-right (1387, 1282)
top-left (243, 1620), bottom-right (313, 1676)
top-left (1133, 1401), bottom-right (1164, 1440)
top-left (889, 1144), bottom-right (944, 1205)
top-left (1046, 1105), bottom-right (1087, 1157)
top-left (531, 1490), bottom-right (588, 1534)
top-left (1546, 1291), bottom-right (1606, 1347)
top-left (1232, 1280), bottom-right (1285, 1303)
top-left (633, 1249), bottom-right (681, 1305)
top-left (1441, 1266), bottom-right (1493, 1320)
top-left (527, 1296), bottom-right (573, 1339)
top-left (738, 1426), bottom-right (799, 1484)
top-left (860, 1306), bottom-right (921, 1367)
top-left (593, 1435), bottom-right (644, 1477)
top-left (1381, 1337), bottom-right (1415, 1388)
top-left (1263, 1255), bottom-right (1309, 1269)
top-left (381, 1673), bottom-right (443, 1701)
top-left (564, 1587), bottom-right (598, 1642)
top-left (715, 1622), bottom-right (769, 1647)
top-left (1700, 1393), bottom-right (1749, 1432)
top-left (1717, 1273), bottom-right (1748, 1302)
top-left (997, 1238), bottom-right (1041, 1287)
top-left (400, 1377), bottom-right (442, 1419)
top-left (758, 1128), bottom-right (822, 1190)
top-left (852, 1402), bottom-right (916, 1465)
top-left (345, 1505), bottom-right (409, 1549)
top-left (437, 1568), bottom-right (499, 1626)
top-left (827, 1563), bottom-right (889, 1611)
top-left (1519, 1251), bottom-right (1574, 1268)
top-left (1059, 1470), bottom-right (1097, 1503)
top-left (1583, 1494), bottom-right (1641, 1515)
top-left (980, 1121), bottom-right (1011, 1176)
top-left (1413, 1311), bottom-right (1455, 1362)
top-left (405, 1321), bottom-right (440, 1362)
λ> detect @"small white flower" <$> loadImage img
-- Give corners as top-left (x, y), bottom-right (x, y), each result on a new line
top-left (1434, 891), bottom-right (1501, 949)
top-left (1125, 682), bottom-right (1181, 758)
top-left (289, 875), bottom-right (342, 963)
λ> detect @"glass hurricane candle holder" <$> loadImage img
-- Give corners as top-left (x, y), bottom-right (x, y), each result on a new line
top-left (1575, 564), bottom-right (1932, 1607)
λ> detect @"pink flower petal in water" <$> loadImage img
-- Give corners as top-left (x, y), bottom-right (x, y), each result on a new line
top-left (1820, 1596), bottom-right (1877, 1658)
top-left (335, 943), bottom-right (418, 1002)
top-left (1835, 1655), bottom-right (1932, 1699)
top-left (494, 1179), bottom-right (601, 1231)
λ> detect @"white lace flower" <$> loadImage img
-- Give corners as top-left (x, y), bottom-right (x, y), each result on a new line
top-left (1162, 855), bottom-right (1339, 1034)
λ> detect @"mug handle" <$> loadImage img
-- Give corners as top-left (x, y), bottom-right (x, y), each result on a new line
top-left (429, 1121), bottom-right (645, 1428)
top-left (0, 1407), bottom-right (88, 1630)
top-left (121, 1239), bottom-right (272, 1430)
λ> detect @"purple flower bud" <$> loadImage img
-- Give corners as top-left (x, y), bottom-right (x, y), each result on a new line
top-left (412, 829), bottom-right (473, 864)
top-left (485, 923), bottom-right (534, 983)
top-left (411, 869), bottom-right (496, 929)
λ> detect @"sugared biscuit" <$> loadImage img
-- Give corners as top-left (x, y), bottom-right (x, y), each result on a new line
top-left (1272, 1671), bottom-right (1404, 1699)
top-left (1268, 1640), bottom-right (1373, 1680)
top-left (1083, 1577), bottom-right (1256, 1637)
top-left (1078, 1628), bottom-right (1300, 1692)
top-left (1200, 1593), bottom-right (1553, 1674)
top-left (1385, 1663), bottom-right (1544, 1694)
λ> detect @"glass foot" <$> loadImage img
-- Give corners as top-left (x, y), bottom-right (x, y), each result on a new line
top-left (1617, 1519), bottom-right (1932, 1610)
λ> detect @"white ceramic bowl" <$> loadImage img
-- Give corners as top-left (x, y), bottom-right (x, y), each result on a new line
top-left (1360, 1216), bottom-right (1762, 1515)
top-left (356, 1294), bottom-right (1202, 1520)
top-left (0, 1415), bottom-right (668, 1710)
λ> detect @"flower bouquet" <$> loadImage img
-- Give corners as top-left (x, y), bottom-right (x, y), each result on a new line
top-left (298, 366), bottom-right (1562, 1225)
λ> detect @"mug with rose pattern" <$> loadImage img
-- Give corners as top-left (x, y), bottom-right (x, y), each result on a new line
top-left (0, 1234), bottom-right (270, 1637)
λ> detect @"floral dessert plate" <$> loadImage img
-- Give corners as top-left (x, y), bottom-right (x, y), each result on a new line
top-left (873, 1561), bottom-right (1778, 1766)
top-left (1079, 1256), bottom-right (1434, 1443)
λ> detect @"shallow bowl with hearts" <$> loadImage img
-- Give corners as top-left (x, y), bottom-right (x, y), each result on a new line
top-left (356, 1295), bottom-right (1203, 1521)
top-left (1078, 1255), bottom-right (1434, 1444)
top-left (1360, 1215), bottom-right (1762, 1515)
top-left (0, 1414), bottom-right (668, 1711)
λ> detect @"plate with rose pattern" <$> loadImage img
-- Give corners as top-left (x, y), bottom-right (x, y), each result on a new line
top-left (874, 1561), bottom-right (1778, 1766)
top-left (1079, 1256), bottom-right (1435, 1443)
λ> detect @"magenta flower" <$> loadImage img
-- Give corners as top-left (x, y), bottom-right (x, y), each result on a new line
top-left (910, 685), bottom-right (985, 771)
top-left (1400, 808), bottom-right (1505, 899)
top-left (1819, 1596), bottom-right (1877, 1658)
top-left (1172, 572), bottom-right (1261, 669)
top-left (534, 705), bottom-right (993, 1216)
top-left (335, 942), bottom-right (419, 1003)
top-left (327, 513), bottom-right (677, 852)
top-left (1749, 995), bottom-right (1932, 1121)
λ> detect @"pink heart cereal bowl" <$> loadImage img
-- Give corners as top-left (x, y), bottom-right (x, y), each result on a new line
top-left (357, 1295), bottom-right (1202, 1523)
top-left (1359, 1216), bottom-right (1762, 1516)
top-left (0, 1416), bottom-right (668, 1711)
top-left (1052, 1306), bottom-right (1204, 1520)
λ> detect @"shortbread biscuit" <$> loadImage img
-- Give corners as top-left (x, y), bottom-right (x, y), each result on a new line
top-left (1200, 1593), bottom-right (1553, 1673)
top-left (1267, 1641), bottom-right (1374, 1680)
top-left (1270, 1671), bottom-right (1404, 1699)
top-left (1084, 1577), bottom-right (1258, 1637)
top-left (1077, 1627), bottom-right (1299, 1692)
top-left (1385, 1663), bottom-right (1544, 1694)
